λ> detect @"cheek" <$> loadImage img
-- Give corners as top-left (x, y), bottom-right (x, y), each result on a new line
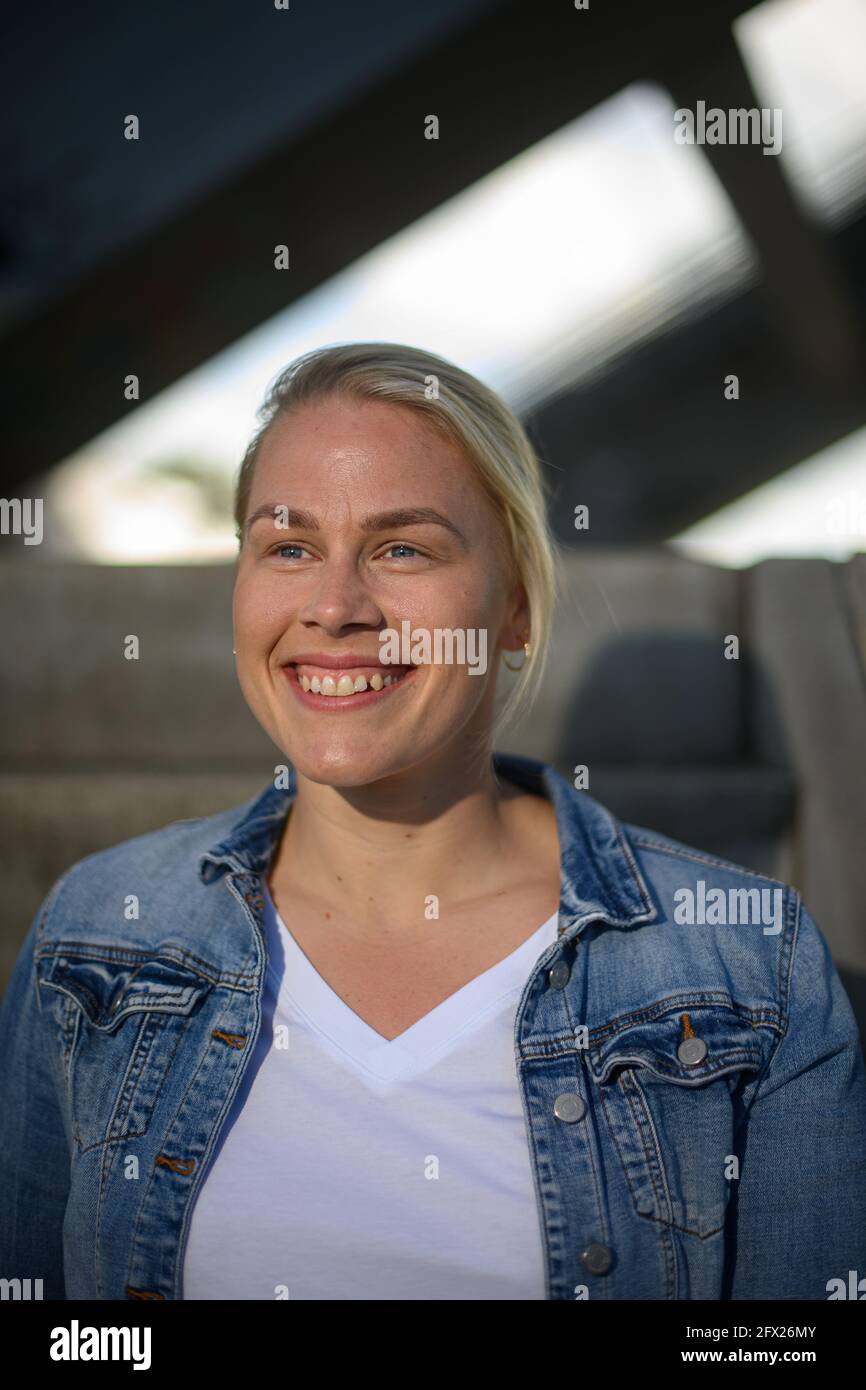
top-left (378, 572), bottom-right (503, 690)
top-left (395, 563), bottom-right (502, 627)
top-left (233, 570), bottom-right (291, 644)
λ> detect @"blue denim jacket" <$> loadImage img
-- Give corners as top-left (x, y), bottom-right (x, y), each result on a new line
top-left (2, 752), bottom-right (865, 1300)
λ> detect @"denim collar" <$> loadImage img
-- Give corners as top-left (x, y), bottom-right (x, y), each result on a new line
top-left (197, 752), bottom-right (656, 935)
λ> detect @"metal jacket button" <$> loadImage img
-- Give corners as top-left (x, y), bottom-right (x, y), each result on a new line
top-left (548, 960), bottom-right (570, 990)
top-left (677, 1036), bottom-right (708, 1066)
top-left (553, 1092), bottom-right (585, 1123)
top-left (581, 1243), bottom-right (613, 1275)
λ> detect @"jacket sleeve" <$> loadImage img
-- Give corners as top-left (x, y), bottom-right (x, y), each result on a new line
top-left (0, 882), bottom-right (73, 1300)
top-left (725, 892), bottom-right (866, 1299)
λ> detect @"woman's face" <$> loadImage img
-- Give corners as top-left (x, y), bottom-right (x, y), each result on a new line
top-left (232, 393), bottom-right (527, 787)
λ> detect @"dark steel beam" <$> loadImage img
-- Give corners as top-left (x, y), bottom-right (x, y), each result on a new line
top-left (660, 25), bottom-right (866, 389)
top-left (1, 0), bottom-right (754, 487)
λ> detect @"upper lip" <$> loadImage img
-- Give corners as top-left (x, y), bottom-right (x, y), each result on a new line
top-left (283, 652), bottom-right (402, 669)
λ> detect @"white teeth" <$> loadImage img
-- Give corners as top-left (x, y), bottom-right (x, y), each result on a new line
top-left (298, 668), bottom-right (405, 697)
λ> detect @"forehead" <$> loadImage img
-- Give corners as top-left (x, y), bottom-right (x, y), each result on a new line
top-left (250, 395), bottom-right (483, 506)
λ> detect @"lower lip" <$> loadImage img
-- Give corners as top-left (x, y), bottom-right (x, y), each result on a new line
top-left (283, 666), bottom-right (419, 711)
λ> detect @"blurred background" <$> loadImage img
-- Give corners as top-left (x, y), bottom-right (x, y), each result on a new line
top-left (1, 0), bottom-right (864, 1036)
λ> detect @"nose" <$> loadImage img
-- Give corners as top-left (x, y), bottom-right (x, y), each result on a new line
top-left (297, 552), bottom-right (383, 635)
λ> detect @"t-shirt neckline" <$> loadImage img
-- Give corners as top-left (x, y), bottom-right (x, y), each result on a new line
top-left (260, 875), bottom-right (559, 1082)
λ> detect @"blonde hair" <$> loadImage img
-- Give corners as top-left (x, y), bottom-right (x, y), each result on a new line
top-left (234, 341), bottom-right (559, 738)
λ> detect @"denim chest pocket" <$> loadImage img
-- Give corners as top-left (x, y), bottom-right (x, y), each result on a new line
top-left (36, 948), bottom-right (213, 1154)
top-left (589, 1003), bottom-right (767, 1239)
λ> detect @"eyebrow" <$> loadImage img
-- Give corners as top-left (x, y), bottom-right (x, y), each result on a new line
top-left (244, 504), bottom-right (467, 544)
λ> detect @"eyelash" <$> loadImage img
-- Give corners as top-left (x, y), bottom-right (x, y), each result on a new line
top-left (266, 541), bottom-right (424, 562)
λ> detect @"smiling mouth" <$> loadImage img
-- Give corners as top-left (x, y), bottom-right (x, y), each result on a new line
top-left (283, 662), bottom-right (418, 709)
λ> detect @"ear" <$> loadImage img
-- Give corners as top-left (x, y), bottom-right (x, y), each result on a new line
top-left (501, 580), bottom-right (530, 652)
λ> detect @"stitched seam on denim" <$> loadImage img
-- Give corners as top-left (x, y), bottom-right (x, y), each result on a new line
top-left (94, 1014), bottom-right (193, 1295)
top-left (615, 825), bottom-right (655, 915)
top-left (37, 945), bottom-right (252, 985)
top-left (105, 993), bottom-right (202, 1012)
top-left (60, 994), bottom-right (80, 1087)
top-left (103, 1011), bottom-right (150, 1139)
top-left (517, 1083), bottom-right (558, 1300)
top-left (628, 837), bottom-right (786, 886)
top-left (520, 1035), bottom-right (768, 1062)
top-left (94, 1011), bottom-right (150, 1299)
top-left (619, 1068), bottom-right (671, 1224)
top-left (81, 1126), bottom-right (149, 1156)
top-left (664, 1214), bottom-right (679, 1297)
top-left (652, 1170), bottom-right (679, 1297)
top-left (603, 1078), bottom-right (678, 1296)
top-left (40, 977), bottom-right (103, 1018)
top-left (591, 995), bottom-right (782, 1042)
top-left (760, 890), bottom-right (799, 1084)
top-left (635, 1208), bottom-right (725, 1239)
top-left (598, 996), bottom-right (750, 1036)
top-left (77, 1013), bottom-right (191, 1156)
top-left (522, 1000), bottom-right (758, 1048)
top-left (107, 992), bottom-right (203, 1017)
top-left (39, 978), bottom-right (208, 1025)
top-left (170, 877), bottom-right (269, 1297)
top-left (625, 1070), bottom-right (719, 1240)
top-left (629, 1069), bottom-right (725, 1240)
top-left (557, 959), bottom-right (608, 1254)
top-left (34, 857), bottom-right (93, 956)
top-left (575, 1054), bottom-right (611, 1280)
top-left (95, 1138), bottom-right (110, 1298)
top-left (35, 944), bottom-right (255, 987)
top-left (600, 1081), bottom-right (647, 1222)
top-left (63, 1001), bottom-right (86, 1152)
top-left (635, 1069), bottom-right (671, 1223)
top-left (127, 980), bottom-right (244, 1292)
top-left (777, 889), bottom-right (798, 1022)
top-left (224, 873), bottom-right (268, 975)
top-left (512, 981), bottom-right (556, 1298)
top-left (77, 1009), bottom-right (149, 1157)
top-left (108, 1013), bottom-right (170, 1141)
top-left (520, 1012), bottom-right (780, 1062)
top-left (598, 1051), bottom-right (762, 1084)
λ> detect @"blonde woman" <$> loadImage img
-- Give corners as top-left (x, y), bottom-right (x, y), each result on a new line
top-left (1, 342), bottom-right (864, 1301)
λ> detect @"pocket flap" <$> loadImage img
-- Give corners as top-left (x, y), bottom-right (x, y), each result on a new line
top-left (589, 1003), bottom-right (766, 1086)
top-left (36, 950), bottom-right (211, 1031)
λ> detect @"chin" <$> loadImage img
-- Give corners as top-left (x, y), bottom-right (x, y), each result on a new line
top-left (284, 738), bottom-right (417, 789)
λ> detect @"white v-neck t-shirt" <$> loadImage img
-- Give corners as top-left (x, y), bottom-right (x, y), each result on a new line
top-left (182, 876), bottom-right (559, 1300)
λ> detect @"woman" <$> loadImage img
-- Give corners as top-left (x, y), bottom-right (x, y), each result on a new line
top-left (1, 341), bottom-right (865, 1301)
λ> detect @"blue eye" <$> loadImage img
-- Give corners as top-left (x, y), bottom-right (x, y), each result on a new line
top-left (385, 543), bottom-right (417, 559)
top-left (271, 543), bottom-right (307, 560)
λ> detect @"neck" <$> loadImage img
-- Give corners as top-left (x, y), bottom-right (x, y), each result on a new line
top-left (267, 750), bottom-right (542, 930)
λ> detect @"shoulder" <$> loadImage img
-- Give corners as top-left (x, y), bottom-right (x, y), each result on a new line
top-left (34, 788), bottom-right (274, 949)
top-left (615, 816), bottom-right (818, 1017)
top-left (623, 820), bottom-right (787, 892)
top-left (622, 816), bottom-right (796, 936)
